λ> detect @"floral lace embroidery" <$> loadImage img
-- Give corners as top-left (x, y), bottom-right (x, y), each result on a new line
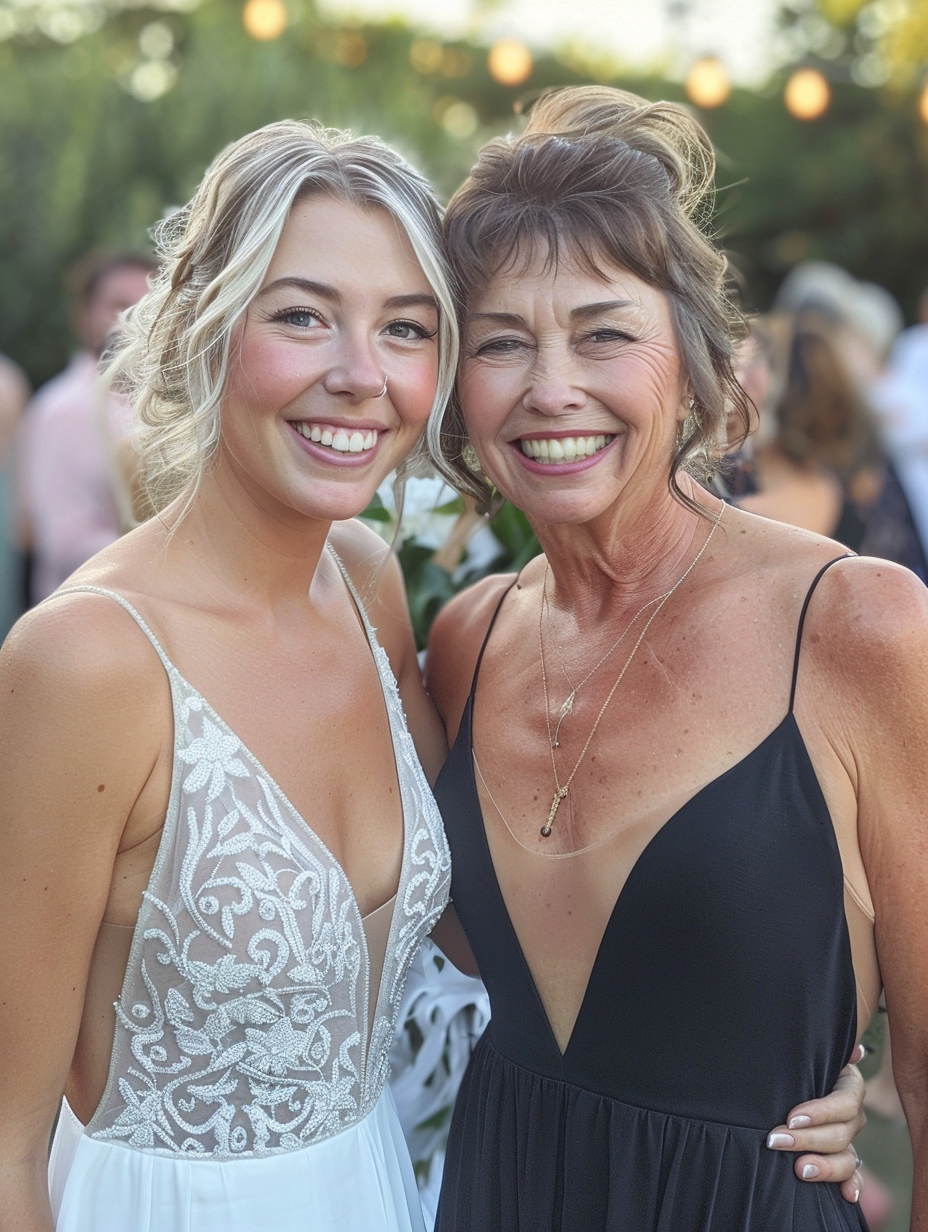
top-left (62, 583), bottom-right (450, 1160)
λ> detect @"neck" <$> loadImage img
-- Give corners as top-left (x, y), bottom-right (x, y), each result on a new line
top-left (159, 460), bottom-right (333, 614)
top-left (534, 478), bottom-right (722, 629)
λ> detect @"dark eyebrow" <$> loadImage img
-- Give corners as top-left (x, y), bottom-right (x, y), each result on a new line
top-left (384, 293), bottom-right (439, 312)
top-left (467, 312), bottom-right (528, 328)
top-left (258, 277), bottom-right (340, 302)
top-left (256, 280), bottom-right (438, 313)
top-left (468, 302), bottom-right (639, 328)
top-left (570, 299), bottom-right (639, 321)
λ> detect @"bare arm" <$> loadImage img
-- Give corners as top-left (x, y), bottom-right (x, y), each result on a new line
top-left (0, 354), bottom-right (29, 463)
top-left (0, 598), bottom-right (164, 1230)
top-left (829, 562), bottom-right (928, 1227)
top-left (331, 521), bottom-right (448, 782)
top-left (800, 557), bottom-right (928, 1214)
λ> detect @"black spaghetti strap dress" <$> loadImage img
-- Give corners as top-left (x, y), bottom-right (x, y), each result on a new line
top-left (433, 558), bottom-right (869, 1231)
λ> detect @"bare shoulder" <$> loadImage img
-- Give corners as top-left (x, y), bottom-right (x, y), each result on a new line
top-left (327, 517), bottom-right (392, 583)
top-left (327, 519), bottom-right (449, 778)
top-left (425, 571), bottom-right (517, 738)
top-left (799, 554), bottom-right (928, 683)
top-left (5, 589), bottom-right (162, 680)
top-left (1, 590), bottom-right (167, 761)
top-left (430, 571), bottom-right (518, 651)
top-left (327, 519), bottom-right (410, 654)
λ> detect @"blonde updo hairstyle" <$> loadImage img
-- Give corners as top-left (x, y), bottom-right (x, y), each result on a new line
top-left (429, 86), bottom-right (751, 514)
top-left (109, 119), bottom-right (458, 514)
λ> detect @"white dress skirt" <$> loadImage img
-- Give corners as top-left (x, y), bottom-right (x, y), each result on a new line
top-left (50, 1088), bottom-right (424, 1232)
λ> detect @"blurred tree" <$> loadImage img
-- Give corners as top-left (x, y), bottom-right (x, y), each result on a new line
top-left (776, 0), bottom-right (928, 84)
top-left (1, 0), bottom-right (926, 635)
top-left (0, 0), bottom-right (926, 385)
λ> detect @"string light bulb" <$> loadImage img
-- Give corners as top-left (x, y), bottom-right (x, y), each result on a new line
top-left (784, 68), bottom-right (831, 120)
top-left (242, 0), bottom-right (287, 41)
top-left (487, 39), bottom-right (533, 86)
top-left (685, 56), bottom-right (731, 109)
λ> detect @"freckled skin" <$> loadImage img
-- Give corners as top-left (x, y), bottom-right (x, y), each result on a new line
top-left (460, 257), bottom-right (690, 535)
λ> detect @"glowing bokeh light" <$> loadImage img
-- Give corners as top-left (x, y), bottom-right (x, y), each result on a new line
top-left (487, 39), bottom-right (533, 86)
top-left (685, 56), bottom-right (731, 109)
top-left (242, 0), bottom-right (288, 41)
top-left (784, 68), bottom-right (831, 120)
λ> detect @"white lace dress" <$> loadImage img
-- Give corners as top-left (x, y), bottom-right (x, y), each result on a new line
top-left (47, 573), bottom-right (451, 1232)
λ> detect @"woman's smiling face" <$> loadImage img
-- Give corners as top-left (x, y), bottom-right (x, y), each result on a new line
top-left (218, 194), bottom-right (441, 526)
top-left (459, 251), bottom-right (691, 527)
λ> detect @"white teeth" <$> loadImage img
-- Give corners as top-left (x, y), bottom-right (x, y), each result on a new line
top-left (292, 422), bottom-right (379, 453)
top-left (520, 434), bottom-right (612, 464)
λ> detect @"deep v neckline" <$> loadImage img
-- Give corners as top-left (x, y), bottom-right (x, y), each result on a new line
top-left (466, 696), bottom-right (801, 1060)
top-left (173, 671), bottom-right (408, 927)
top-left (57, 578), bottom-right (410, 1056)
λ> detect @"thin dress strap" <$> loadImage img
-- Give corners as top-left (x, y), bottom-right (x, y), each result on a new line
top-left (326, 544), bottom-right (379, 643)
top-left (788, 555), bottom-right (853, 712)
top-left (53, 584), bottom-right (175, 673)
top-left (470, 577), bottom-right (520, 696)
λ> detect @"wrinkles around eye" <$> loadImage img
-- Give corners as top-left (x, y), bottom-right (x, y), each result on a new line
top-left (468, 337), bottom-right (531, 361)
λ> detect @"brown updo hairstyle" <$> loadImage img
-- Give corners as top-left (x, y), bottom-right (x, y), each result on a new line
top-left (427, 86), bottom-right (752, 514)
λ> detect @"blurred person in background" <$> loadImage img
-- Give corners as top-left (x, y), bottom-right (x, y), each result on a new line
top-left (16, 253), bottom-right (156, 604)
top-left (736, 309), bottom-right (883, 548)
top-left (770, 262), bottom-right (927, 578)
top-left (871, 285), bottom-right (928, 566)
top-left (0, 351), bottom-right (30, 639)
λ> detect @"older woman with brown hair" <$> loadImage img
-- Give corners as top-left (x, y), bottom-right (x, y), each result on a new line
top-left (424, 87), bottom-right (928, 1230)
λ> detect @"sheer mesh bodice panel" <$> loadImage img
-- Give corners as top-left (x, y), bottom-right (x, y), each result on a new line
top-left (61, 566), bottom-right (450, 1161)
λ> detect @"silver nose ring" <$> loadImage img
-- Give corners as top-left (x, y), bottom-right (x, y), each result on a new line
top-left (375, 375), bottom-right (388, 398)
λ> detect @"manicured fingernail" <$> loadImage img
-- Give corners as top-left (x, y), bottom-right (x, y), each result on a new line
top-left (767, 1133), bottom-right (794, 1148)
top-left (802, 1164), bottom-right (819, 1179)
top-left (788, 1115), bottom-right (812, 1129)
top-left (852, 1184), bottom-right (860, 1202)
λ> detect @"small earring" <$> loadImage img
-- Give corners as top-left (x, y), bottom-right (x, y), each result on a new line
top-left (688, 396), bottom-right (696, 411)
top-left (375, 375), bottom-right (388, 398)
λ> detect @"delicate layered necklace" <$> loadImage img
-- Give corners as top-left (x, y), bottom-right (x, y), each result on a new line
top-left (538, 502), bottom-right (724, 839)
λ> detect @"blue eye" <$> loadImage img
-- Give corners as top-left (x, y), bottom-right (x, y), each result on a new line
top-left (270, 307), bottom-right (324, 329)
top-left (587, 329), bottom-right (634, 344)
top-left (475, 337), bottom-right (524, 356)
top-left (384, 320), bottom-right (437, 341)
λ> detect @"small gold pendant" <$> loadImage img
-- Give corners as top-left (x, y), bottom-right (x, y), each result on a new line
top-left (553, 691), bottom-right (575, 748)
top-left (541, 786), bottom-right (568, 837)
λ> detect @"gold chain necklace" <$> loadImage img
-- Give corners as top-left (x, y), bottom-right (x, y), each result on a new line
top-left (538, 502), bottom-right (724, 839)
top-left (548, 587), bottom-right (671, 749)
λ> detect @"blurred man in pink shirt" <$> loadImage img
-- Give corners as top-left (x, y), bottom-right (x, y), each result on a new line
top-left (17, 253), bottom-right (155, 603)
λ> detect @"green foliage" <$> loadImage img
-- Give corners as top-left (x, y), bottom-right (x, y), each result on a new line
top-left (2, 1), bottom-right (928, 385)
top-left (481, 502), bottom-right (541, 574)
top-left (395, 537), bottom-right (459, 650)
top-left (360, 493), bottom-right (540, 648)
top-left (3, 0), bottom-right (928, 638)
